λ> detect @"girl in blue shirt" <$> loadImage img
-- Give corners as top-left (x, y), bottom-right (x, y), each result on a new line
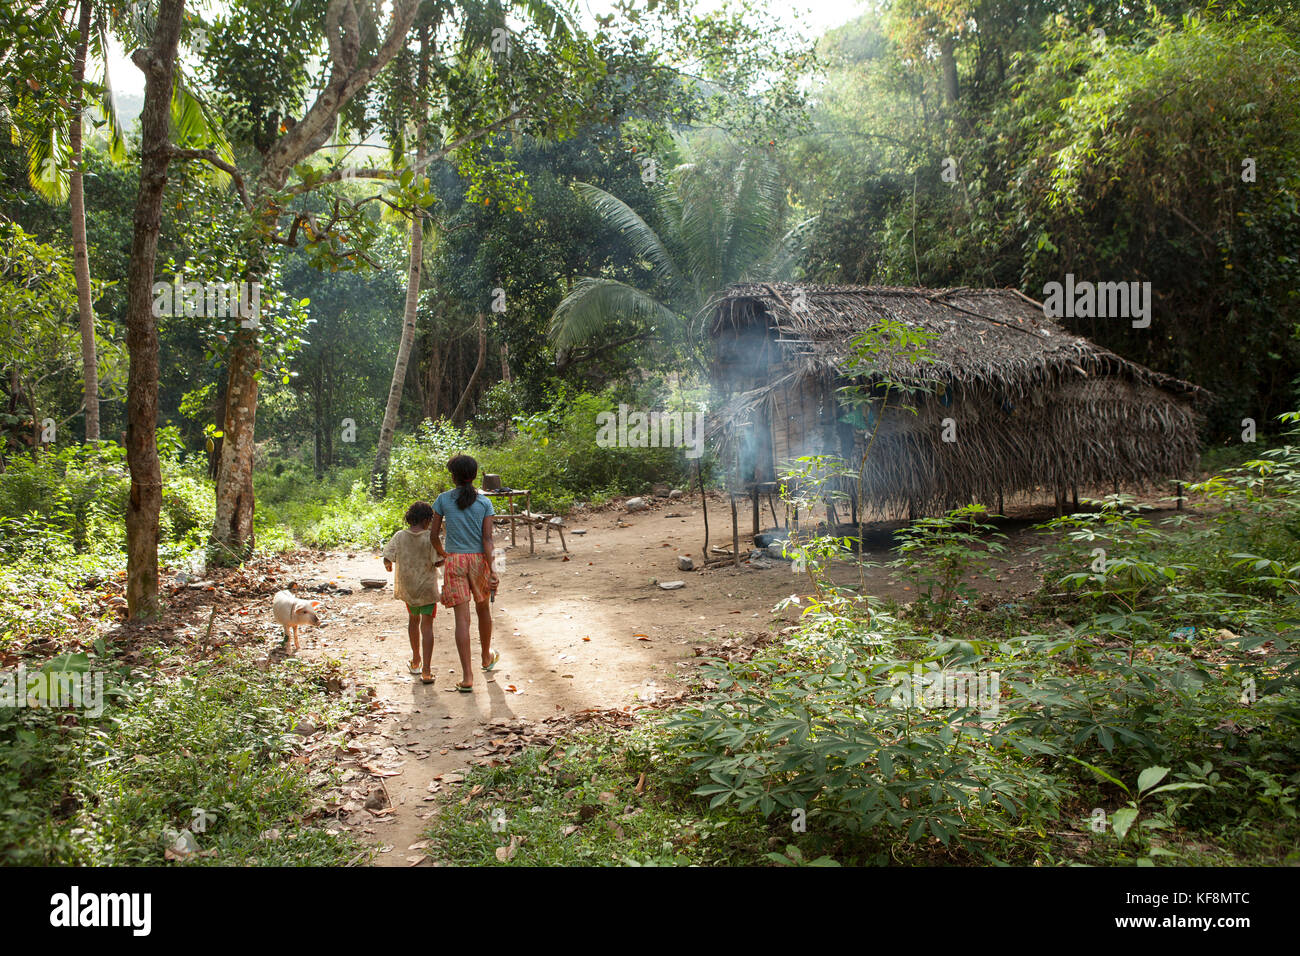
top-left (430, 454), bottom-right (501, 691)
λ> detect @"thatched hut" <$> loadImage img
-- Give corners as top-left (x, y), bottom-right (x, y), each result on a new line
top-left (707, 283), bottom-right (1205, 519)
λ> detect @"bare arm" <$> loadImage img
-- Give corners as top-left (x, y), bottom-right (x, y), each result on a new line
top-left (430, 513), bottom-right (447, 559)
top-left (481, 512), bottom-right (494, 561)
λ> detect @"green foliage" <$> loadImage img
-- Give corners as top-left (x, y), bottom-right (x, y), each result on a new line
top-left (0, 647), bottom-right (366, 865)
top-left (890, 504), bottom-right (1007, 621)
top-left (550, 148), bottom-right (812, 358)
top-left (0, 432), bottom-right (212, 562)
top-left (669, 603), bottom-right (1063, 853)
top-left (424, 727), bottom-right (772, 867)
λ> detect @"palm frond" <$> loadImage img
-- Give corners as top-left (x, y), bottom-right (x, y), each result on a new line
top-left (93, 23), bottom-right (128, 162)
top-left (724, 157), bottom-right (783, 281)
top-left (549, 277), bottom-right (680, 347)
top-left (171, 69), bottom-right (235, 182)
top-left (675, 163), bottom-right (724, 293)
top-left (574, 181), bottom-right (683, 290)
top-left (754, 216), bottom-right (818, 281)
top-left (25, 123), bottom-right (69, 203)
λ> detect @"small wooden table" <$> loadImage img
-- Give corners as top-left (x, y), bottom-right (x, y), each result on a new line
top-left (481, 489), bottom-right (533, 554)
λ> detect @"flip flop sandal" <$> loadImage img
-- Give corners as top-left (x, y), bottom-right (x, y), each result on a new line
top-left (421, 673), bottom-right (436, 685)
top-left (409, 662), bottom-right (422, 674)
top-left (482, 650), bottom-right (501, 672)
top-left (455, 683), bottom-right (474, 693)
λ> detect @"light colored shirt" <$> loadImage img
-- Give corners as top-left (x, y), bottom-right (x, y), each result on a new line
top-left (382, 528), bottom-right (440, 606)
top-left (434, 488), bottom-right (494, 555)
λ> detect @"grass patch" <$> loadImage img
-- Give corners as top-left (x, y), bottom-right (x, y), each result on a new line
top-left (424, 725), bottom-right (779, 866)
top-left (0, 644), bottom-right (370, 866)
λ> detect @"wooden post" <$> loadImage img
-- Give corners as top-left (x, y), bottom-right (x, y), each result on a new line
top-left (730, 493), bottom-right (740, 567)
top-left (751, 485), bottom-right (760, 540)
top-left (698, 460), bottom-right (710, 560)
top-left (1071, 484), bottom-right (1078, 511)
top-left (526, 490), bottom-right (534, 554)
top-left (1176, 481), bottom-right (1184, 511)
top-left (997, 490), bottom-right (1004, 516)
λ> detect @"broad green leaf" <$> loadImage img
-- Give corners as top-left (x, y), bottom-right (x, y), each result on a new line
top-left (1137, 766), bottom-right (1169, 794)
top-left (1111, 807), bottom-right (1138, 842)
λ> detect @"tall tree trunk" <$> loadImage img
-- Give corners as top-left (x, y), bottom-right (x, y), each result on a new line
top-left (123, 0), bottom-right (186, 618)
top-left (208, 0), bottom-right (423, 557)
top-left (370, 25), bottom-right (429, 497)
top-left (371, 200), bottom-right (423, 494)
top-left (210, 322), bottom-right (260, 562)
top-left (939, 35), bottom-right (959, 106)
top-left (313, 352), bottom-right (324, 478)
top-left (422, 334), bottom-right (444, 420)
top-left (449, 312), bottom-right (486, 425)
top-left (71, 0), bottom-right (99, 441)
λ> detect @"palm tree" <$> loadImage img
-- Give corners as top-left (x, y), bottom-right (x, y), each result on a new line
top-left (549, 152), bottom-right (811, 357)
top-left (9, 0), bottom-right (229, 441)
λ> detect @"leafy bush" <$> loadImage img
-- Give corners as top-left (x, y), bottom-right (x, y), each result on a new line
top-left (0, 430), bottom-right (212, 562)
top-left (0, 647), bottom-right (366, 865)
top-left (669, 601), bottom-right (1064, 851)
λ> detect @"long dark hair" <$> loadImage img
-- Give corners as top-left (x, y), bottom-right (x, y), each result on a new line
top-left (448, 454), bottom-right (479, 509)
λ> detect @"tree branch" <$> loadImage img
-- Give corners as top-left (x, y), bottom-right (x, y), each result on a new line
top-left (170, 146), bottom-right (252, 209)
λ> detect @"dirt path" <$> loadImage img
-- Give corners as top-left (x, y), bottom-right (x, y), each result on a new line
top-left (290, 492), bottom-right (1050, 864)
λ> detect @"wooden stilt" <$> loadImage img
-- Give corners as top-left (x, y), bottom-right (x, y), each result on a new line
top-left (1176, 481), bottom-right (1184, 510)
top-left (1071, 484), bottom-right (1078, 511)
top-left (997, 490), bottom-right (1004, 516)
top-left (698, 460), bottom-right (709, 560)
top-left (751, 486), bottom-right (760, 541)
top-left (730, 494), bottom-right (740, 567)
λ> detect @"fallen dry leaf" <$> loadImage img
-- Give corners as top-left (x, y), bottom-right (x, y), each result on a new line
top-left (494, 834), bottom-right (524, 862)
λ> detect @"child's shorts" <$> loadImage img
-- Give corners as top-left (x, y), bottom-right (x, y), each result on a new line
top-left (440, 553), bottom-right (491, 607)
top-left (406, 603), bottom-right (437, 617)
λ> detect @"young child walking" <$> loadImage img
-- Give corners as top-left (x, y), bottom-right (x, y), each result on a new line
top-left (382, 501), bottom-right (445, 685)
top-left (430, 455), bottom-right (500, 692)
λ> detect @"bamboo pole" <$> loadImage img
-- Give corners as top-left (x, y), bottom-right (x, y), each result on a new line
top-left (730, 493), bottom-right (740, 568)
top-left (698, 460), bottom-right (709, 559)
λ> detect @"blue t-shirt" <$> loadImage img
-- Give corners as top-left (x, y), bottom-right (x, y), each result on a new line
top-left (434, 487), bottom-right (495, 554)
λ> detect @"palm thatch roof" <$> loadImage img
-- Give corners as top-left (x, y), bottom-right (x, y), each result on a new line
top-left (708, 283), bottom-right (1207, 511)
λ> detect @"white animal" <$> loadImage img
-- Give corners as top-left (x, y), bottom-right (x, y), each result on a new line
top-left (272, 589), bottom-right (321, 650)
